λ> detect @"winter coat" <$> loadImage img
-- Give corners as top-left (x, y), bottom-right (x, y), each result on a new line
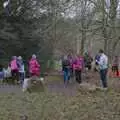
top-left (29, 58), bottom-right (40, 76)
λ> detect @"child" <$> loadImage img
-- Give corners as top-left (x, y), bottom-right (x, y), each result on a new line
top-left (112, 56), bottom-right (119, 77)
top-left (94, 54), bottom-right (101, 72)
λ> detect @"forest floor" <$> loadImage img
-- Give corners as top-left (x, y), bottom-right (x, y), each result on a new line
top-left (0, 70), bottom-right (120, 120)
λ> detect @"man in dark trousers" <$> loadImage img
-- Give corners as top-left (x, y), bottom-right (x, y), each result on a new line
top-left (96, 49), bottom-right (108, 90)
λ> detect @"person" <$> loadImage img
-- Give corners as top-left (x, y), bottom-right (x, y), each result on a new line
top-left (94, 54), bottom-right (101, 72)
top-left (17, 56), bottom-right (25, 85)
top-left (68, 54), bottom-right (74, 79)
top-left (9, 56), bottom-right (19, 83)
top-left (62, 55), bottom-right (71, 87)
top-left (84, 52), bottom-right (93, 71)
top-left (3, 65), bottom-right (11, 83)
top-left (97, 49), bottom-right (108, 89)
top-left (73, 55), bottom-right (84, 84)
top-left (0, 64), bottom-right (4, 83)
top-left (3, 0), bottom-right (11, 16)
top-left (29, 54), bottom-right (40, 77)
top-left (112, 56), bottom-right (119, 77)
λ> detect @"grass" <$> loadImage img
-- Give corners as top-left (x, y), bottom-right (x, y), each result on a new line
top-left (0, 76), bottom-right (120, 120)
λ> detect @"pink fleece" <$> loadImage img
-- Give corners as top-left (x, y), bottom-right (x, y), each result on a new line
top-left (10, 59), bottom-right (18, 70)
top-left (29, 59), bottom-right (40, 76)
top-left (73, 57), bottom-right (84, 70)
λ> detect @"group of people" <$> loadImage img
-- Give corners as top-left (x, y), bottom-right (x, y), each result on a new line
top-left (62, 55), bottom-right (84, 87)
top-left (0, 49), bottom-right (119, 91)
top-left (0, 54), bottom-right (40, 85)
top-left (62, 49), bottom-right (109, 89)
top-left (62, 52), bottom-right (93, 86)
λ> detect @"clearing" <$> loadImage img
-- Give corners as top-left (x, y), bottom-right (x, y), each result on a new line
top-left (0, 71), bottom-right (120, 120)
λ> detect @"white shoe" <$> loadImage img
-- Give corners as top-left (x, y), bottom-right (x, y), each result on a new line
top-left (100, 87), bottom-right (108, 91)
top-left (22, 88), bottom-right (26, 92)
top-left (103, 88), bottom-right (108, 91)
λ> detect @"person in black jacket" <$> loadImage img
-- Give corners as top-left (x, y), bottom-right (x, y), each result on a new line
top-left (84, 52), bottom-right (93, 70)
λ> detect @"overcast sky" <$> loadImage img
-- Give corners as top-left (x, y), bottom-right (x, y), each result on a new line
top-left (63, 0), bottom-right (120, 18)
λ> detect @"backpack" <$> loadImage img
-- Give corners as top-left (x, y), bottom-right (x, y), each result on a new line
top-left (62, 60), bottom-right (70, 70)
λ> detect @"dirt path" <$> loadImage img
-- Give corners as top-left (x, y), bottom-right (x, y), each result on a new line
top-left (0, 78), bottom-right (80, 96)
top-left (46, 78), bottom-right (80, 96)
top-left (0, 84), bottom-right (23, 94)
top-left (0, 71), bottom-right (96, 94)
top-left (0, 71), bottom-right (120, 95)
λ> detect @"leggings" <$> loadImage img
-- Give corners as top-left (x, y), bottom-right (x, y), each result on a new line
top-left (112, 66), bottom-right (119, 76)
top-left (11, 69), bottom-right (19, 82)
top-left (75, 70), bottom-right (82, 84)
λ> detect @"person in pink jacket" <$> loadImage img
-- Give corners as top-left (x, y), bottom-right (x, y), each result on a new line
top-left (29, 54), bottom-right (40, 77)
top-left (73, 55), bottom-right (84, 84)
top-left (10, 56), bottom-right (19, 83)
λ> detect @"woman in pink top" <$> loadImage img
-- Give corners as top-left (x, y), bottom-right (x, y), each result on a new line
top-left (73, 55), bottom-right (84, 84)
top-left (29, 54), bottom-right (40, 77)
top-left (10, 56), bottom-right (19, 83)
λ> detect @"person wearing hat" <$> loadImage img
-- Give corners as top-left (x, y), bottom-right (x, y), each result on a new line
top-left (17, 56), bottom-right (25, 85)
top-left (29, 54), bottom-right (40, 77)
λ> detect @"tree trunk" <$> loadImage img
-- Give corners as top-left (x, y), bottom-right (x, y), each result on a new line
top-left (109, 0), bottom-right (118, 56)
top-left (101, 0), bottom-right (108, 54)
top-left (81, 28), bottom-right (86, 55)
top-left (76, 36), bottom-right (80, 54)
